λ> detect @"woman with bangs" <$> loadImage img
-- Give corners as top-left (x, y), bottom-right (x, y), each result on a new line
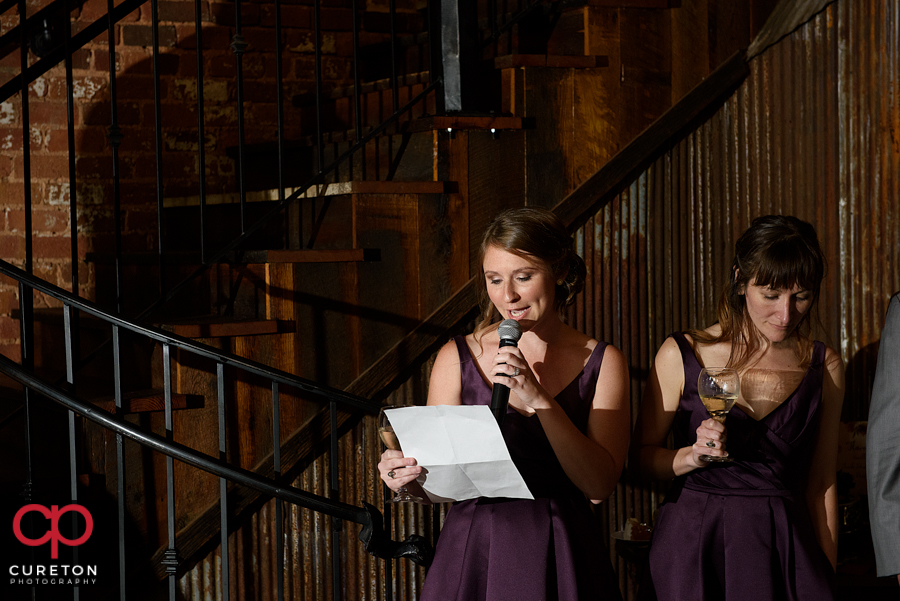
top-left (379, 207), bottom-right (630, 600)
top-left (634, 215), bottom-right (844, 601)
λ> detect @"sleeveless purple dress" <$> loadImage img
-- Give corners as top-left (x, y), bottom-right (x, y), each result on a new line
top-left (640, 332), bottom-right (836, 601)
top-left (419, 335), bottom-right (623, 601)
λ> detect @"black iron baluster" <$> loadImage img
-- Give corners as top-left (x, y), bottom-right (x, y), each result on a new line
top-left (162, 343), bottom-right (178, 599)
top-left (217, 362), bottom-right (230, 601)
top-left (63, 304), bottom-right (80, 601)
top-left (273, 382), bottom-right (284, 601)
top-left (112, 326), bottom-right (127, 600)
top-left (351, 0), bottom-right (361, 143)
top-left (194, 0), bottom-right (208, 263)
top-left (17, 284), bottom-right (37, 601)
top-left (64, 0), bottom-right (78, 303)
top-left (427, 0), bottom-right (443, 114)
top-left (310, 0), bottom-right (323, 240)
top-left (389, 0), bottom-right (398, 114)
top-left (330, 400), bottom-right (342, 601)
top-left (107, 0), bottom-right (124, 314)
top-left (313, 0), bottom-right (324, 174)
top-left (274, 0), bottom-right (287, 248)
top-left (151, 0), bottom-right (166, 298)
top-left (231, 0), bottom-right (248, 233)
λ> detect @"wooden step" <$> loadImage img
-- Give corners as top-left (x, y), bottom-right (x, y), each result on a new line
top-left (405, 115), bottom-right (528, 134)
top-left (156, 317), bottom-right (296, 338)
top-left (92, 389), bottom-right (204, 414)
top-left (494, 54), bottom-right (610, 69)
top-left (85, 249), bottom-right (381, 266)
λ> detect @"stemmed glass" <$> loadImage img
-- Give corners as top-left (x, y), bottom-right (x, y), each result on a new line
top-left (698, 367), bottom-right (740, 463)
top-left (378, 405), bottom-right (423, 503)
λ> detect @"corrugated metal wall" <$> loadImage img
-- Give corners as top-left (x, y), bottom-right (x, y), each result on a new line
top-left (177, 0), bottom-right (900, 599)
top-left (569, 1), bottom-right (900, 598)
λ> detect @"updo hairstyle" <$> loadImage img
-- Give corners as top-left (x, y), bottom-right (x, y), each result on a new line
top-left (693, 214), bottom-right (827, 369)
top-left (475, 207), bottom-right (586, 333)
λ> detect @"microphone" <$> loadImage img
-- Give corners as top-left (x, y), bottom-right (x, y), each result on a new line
top-left (490, 319), bottom-right (523, 426)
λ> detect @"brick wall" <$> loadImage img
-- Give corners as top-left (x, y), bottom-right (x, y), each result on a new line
top-left (0, 0), bottom-right (420, 360)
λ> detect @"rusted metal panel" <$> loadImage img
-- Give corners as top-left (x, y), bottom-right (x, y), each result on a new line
top-left (177, 1), bottom-right (899, 599)
top-left (568, 1), bottom-right (899, 598)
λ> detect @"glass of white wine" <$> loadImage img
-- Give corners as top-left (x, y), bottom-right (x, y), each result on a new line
top-left (379, 405), bottom-right (423, 503)
top-left (698, 367), bottom-right (740, 463)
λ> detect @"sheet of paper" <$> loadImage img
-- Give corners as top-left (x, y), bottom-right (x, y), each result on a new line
top-left (386, 405), bottom-right (533, 503)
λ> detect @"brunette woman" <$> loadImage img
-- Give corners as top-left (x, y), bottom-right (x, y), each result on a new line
top-left (635, 215), bottom-right (844, 601)
top-left (379, 207), bottom-right (630, 600)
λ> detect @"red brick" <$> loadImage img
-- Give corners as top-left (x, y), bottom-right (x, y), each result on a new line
top-left (159, 1), bottom-right (208, 22)
top-left (207, 54), bottom-right (236, 78)
top-left (78, 100), bottom-right (141, 127)
top-left (33, 235), bottom-right (73, 259)
top-left (122, 24), bottom-right (178, 47)
top-left (0, 127), bottom-right (23, 152)
top-left (0, 183), bottom-right (25, 205)
top-left (0, 290), bottom-right (18, 315)
top-left (244, 29), bottom-right (277, 53)
top-left (320, 7), bottom-right (352, 30)
top-left (0, 235), bottom-right (25, 260)
top-left (75, 156), bottom-right (114, 179)
top-left (78, 0), bottom-right (110, 22)
top-left (5, 209), bottom-right (26, 232)
top-left (73, 49), bottom-right (92, 70)
top-left (33, 208), bottom-right (70, 235)
top-left (29, 154), bottom-right (72, 180)
top-left (0, 344), bottom-right (22, 363)
top-left (243, 53), bottom-right (266, 78)
top-left (29, 101), bottom-right (69, 124)
top-left (74, 126), bottom-right (108, 154)
top-left (0, 316), bottom-right (20, 340)
top-left (210, 2), bottom-right (259, 27)
top-left (259, 4), bottom-right (311, 28)
top-left (160, 102), bottom-right (199, 128)
top-left (116, 49), bottom-right (154, 75)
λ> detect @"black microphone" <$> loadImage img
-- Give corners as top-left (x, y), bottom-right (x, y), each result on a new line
top-left (490, 319), bottom-right (523, 426)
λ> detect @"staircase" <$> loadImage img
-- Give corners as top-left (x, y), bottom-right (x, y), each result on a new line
top-left (0, 0), bottom-right (773, 598)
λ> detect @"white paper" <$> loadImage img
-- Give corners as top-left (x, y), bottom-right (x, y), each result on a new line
top-left (385, 405), bottom-right (533, 503)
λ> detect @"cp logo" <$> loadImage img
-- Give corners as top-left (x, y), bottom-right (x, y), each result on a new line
top-left (12, 504), bottom-right (94, 559)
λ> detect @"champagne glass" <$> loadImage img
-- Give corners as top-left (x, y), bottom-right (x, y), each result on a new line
top-left (379, 406), bottom-right (423, 503)
top-left (698, 367), bottom-right (740, 463)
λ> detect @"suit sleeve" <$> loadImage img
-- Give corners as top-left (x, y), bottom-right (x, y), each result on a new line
top-left (867, 293), bottom-right (900, 577)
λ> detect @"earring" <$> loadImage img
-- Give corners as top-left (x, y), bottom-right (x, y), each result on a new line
top-left (557, 279), bottom-right (564, 286)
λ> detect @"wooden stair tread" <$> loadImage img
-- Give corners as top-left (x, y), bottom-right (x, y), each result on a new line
top-left (85, 248), bottom-right (381, 265)
top-left (164, 181), bottom-right (456, 209)
top-left (405, 115), bottom-right (527, 133)
top-left (92, 389), bottom-right (204, 414)
top-left (292, 71), bottom-right (432, 107)
top-left (156, 318), bottom-right (296, 338)
top-left (494, 54), bottom-right (610, 69)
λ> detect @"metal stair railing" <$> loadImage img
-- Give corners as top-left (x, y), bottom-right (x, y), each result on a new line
top-left (0, 257), bottom-right (433, 601)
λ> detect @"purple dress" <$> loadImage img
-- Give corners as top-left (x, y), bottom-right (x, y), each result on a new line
top-left (641, 332), bottom-right (835, 601)
top-left (420, 335), bottom-right (623, 601)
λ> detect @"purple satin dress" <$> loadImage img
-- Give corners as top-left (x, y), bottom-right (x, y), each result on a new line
top-left (640, 332), bottom-right (835, 601)
top-left (420, 336), bottom-right (622, 601)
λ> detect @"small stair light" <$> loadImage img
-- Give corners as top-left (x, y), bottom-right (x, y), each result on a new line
top-left (447, 127), bottom-right (455, 139)
top-left (491, 128), bottom-right (500, 140)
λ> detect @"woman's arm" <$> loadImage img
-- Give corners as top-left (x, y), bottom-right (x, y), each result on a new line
top-left (806, 346), bottom-right (845, 570)
top-left (494, 342), bottom-right (631, 503)
top-left (632, 337), bottom-right (728, 480)
top-left (376, 340), bottom-right (463, 501)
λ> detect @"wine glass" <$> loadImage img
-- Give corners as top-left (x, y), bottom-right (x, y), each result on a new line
top-left (697, 367), bottom-right (740, 463)
top-left (378, 405), bottom-right (423, 503)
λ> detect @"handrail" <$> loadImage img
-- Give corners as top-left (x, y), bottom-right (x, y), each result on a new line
top-left (135, 77), bottom-right (442, 325)
top-left (0, 351), bottom-right (370, 524)
top-left (0, 258), bottom-right (380, 414)
top-left (0, 0), bottom-right (147, 103)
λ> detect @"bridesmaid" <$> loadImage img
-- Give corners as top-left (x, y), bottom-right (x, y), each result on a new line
top-left (634, 215), bottom-right (844, 601)
top-left (378, 207), bottom-right (630, 600)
